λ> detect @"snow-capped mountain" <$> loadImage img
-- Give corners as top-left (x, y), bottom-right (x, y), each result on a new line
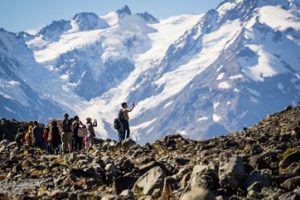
top-left (0, 28), bottom-right (86, 122)
top-left (1, 0), bottom-right (300, 144)
top-left (0, 28), bottom-right (62, 121)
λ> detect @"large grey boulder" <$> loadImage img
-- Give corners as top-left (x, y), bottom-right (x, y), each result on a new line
top-left (180, 187), bottom-right (214, 200)
top-left (120, 190), bottom-right (136, 200)
top-left (244, 169), bottom-right (271, 189)
top-left (122, 139), bottom-right (137, 149)
top-left (133, 166), bottom-right (165, 196)
top-left (281, 176), bottom-right (300, 191)
top-left (218, 153), bottom-right (245, 189)
top-left (190, 161), bottom-right (218, 190)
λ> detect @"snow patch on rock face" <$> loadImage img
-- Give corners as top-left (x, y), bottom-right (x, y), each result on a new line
top-left (214, 102), bottom-right (220, 110)
top-left (217, 1), bottom-right (237, 19)
top-left (213, 114), bottom-right (221, 122)
top-left (198, 116), bottom-right (209, 121)
top-left (258, 6), bottom-right (300, 31)
top-left (164, 101), bottom-right (174, 108)
top-left (217, 73), bottom-right (225, 80)
top-left (218, 81), bottom-right (231, 89)
top-left (33, 30), bottom-right (104, 63)
top-left (229, 74), bottom-right (244, 80)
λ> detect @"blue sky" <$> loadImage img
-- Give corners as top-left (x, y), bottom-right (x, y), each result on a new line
top-left (0, 0), bottom-right (223, 33)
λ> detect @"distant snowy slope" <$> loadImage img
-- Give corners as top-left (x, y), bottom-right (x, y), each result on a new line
top-left (76, 14), bottom-right (202, 139)
top-left (80, 0), bottom-right (300, 143)
top-left (0, 29), bottom-right (64, 121)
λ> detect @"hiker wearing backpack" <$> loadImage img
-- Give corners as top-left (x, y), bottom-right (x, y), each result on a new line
top-left (33, 121), bottom-right (43, 149)
top-left (15, 128), bottom-right (24, 147)
top-left (72, 116), bottom-right (84, 151)
top-left (119, 102), bottom-right (135, 140)
top-left (86, 117), bottom-right (97, 146)
top-left (61, 113), bottom-right (73, 153)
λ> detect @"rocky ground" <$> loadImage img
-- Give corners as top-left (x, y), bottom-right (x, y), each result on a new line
top-left (0, 105), bottom-right (300, 200)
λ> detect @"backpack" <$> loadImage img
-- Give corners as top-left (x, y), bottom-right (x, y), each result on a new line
top-left (78, 127), bottom-right (88, 137)
top-left (118, 109), bottom-right (125, 120)
top-left (113, 118), bottom-right (122, 131)
top-left (62, 119), bottom-right (71, 132)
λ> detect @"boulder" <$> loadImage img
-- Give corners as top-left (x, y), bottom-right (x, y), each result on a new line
top-left (247, 181), bottom-right (262, 193)
top-left (138, 160), bottom-right (160, 174)
top-left (120, 190), bottom-right (135, 200)
top-left (117, 157), bottom-right (135, 173)
top-left (122, 139), bottom-right (137, 149)
top-left (248, 155), bottom-right (268, 170)
top-left (279, 151), bottom-right (300, 169)
top-left (218, 153), bottom-right (245, 189)
top-left (105, 163), bottom-right (117, 175)
top-left (174, 166), bottom-right (192, 180)
top-left (175, 157), bottom-right (190, 166)
top-left (180, 187), bottom-right (214, 200)
top-left (280, 176), bottom-right (300, 191)
top-left (244, 169), bottom-right (271, 189)
top-left (161, 176), bottom-right (179, 199)
top-left (113, 176), bottom-right (137, 194)
top-left (279, 192), bottom-right (300, 200)
top-left (133, 166), bottom-right (165, 196)
top-left (190, 161), bottom-right (218, 190)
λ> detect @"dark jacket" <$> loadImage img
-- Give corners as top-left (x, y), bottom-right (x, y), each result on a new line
top-left (51, 126), bottom-right (61, 146)
top-left (33, 126), bottom-right (43, 145)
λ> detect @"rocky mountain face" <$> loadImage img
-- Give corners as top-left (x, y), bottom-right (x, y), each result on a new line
top-left (0, 0), bottom-right (300, 143)
top-left (123, 0), bottom-right (300, 142)
top-left (0, 105), bottom-right (299, 199)
top-left (0, 29), bottom-right (65, 121)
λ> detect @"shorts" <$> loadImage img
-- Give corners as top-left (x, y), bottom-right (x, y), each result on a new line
top-left (61, 132), bottom-right (72, 144)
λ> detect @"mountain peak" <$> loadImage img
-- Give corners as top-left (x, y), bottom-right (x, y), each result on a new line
top-left (116, 5), bottom-right (132, 17)
top-left (72, 12), bottom-right (109, 31)
top-left (37, 20), bottom-right (71, 41)
top-left (72, 12), bottom-right (99, 21)
top-left (136, 12), bottom-right (159, 23)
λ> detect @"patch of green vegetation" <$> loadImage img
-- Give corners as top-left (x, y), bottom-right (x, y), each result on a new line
top-left (278, 147), bottom-right (300, 160)
top-left (134, 186), bottom-right (144, 199)
top-left (278, 147), bottom-right (300, 174)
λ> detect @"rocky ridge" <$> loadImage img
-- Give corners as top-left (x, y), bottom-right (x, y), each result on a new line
top-left (0, 105), bottom-right (300, 199)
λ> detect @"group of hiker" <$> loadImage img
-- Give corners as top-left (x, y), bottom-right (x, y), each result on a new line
top-left (13, 102), bottom-right (135, 153)
top-left (15, 113), bottom-right (97, 154)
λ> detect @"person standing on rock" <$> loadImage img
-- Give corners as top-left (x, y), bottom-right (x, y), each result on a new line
top-left (119, 102), bottom-right (135, 140)
top-left (25, 125), bottom-right (34, 146)
top-left (61, 113), bottom-right (73, 153)
top-left (43, 125), bottom-right (51, 153)
top-left (15, 128), bottom-right (24, 147)
top-left (33, 121), bottom-right (43, 149)
top-left (72, 116), bottom-right (83, 151)
top-left (49, 120), bottom-right (61, 154)
top-left (86, 117), bottom-right (97, 146)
